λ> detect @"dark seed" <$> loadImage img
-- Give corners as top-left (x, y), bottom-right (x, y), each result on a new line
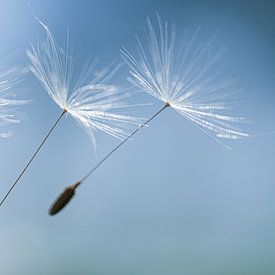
top-left (49, 181), bottom-right (80, 215)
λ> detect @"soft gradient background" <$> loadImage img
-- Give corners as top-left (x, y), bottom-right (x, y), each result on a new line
top-left (0, 0), bottom-right (274, 274)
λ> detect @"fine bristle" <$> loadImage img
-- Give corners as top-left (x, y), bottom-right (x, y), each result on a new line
top-left (49, 183), bottom-right (79, 215)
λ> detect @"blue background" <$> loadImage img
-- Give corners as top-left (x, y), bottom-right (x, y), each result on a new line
top-left (0, 0), bottom-right (274, 274)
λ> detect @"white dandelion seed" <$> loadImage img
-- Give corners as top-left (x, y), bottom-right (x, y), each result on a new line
top-left (0, 18), bottom-right (143, 207)
top-left (0, 66), bottom-right (29, 138)
top-left (121, 14), bottom-right (249, 145)
top-left (48, 14), bottom-right (250, 216)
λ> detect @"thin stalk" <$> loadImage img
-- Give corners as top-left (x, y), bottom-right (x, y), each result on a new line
top-left (49, 103), bottom-right (169, 215)
top-left (0, 109), bottom-right (67, 206)
top-left (81, 102), bottom-right (169, 183)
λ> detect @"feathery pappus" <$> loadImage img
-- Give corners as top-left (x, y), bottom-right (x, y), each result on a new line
top-left (0, 64), bottom-right (29, 138)
top-left (121, 14), bottom-right (249, 148)
top-left (27, 18), bottom-right (145, 149)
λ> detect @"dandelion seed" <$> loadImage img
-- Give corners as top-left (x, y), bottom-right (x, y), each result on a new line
top-left (49, 14), bottom-right (249, 215)
top-left (0, 18), bottom-right (142, 207)
top-left (48, 103), bottom-right (166, 215)
top-left (0, 66), bottom-right (29, 138)
top-left (121, 14), bottom-right (249, 146)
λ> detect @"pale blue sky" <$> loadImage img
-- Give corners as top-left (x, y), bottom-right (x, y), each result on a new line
top-left (0, 1), bottom-right (275, 274)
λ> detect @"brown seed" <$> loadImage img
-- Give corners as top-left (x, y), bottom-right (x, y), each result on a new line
top-left (49, 181), bottom-right (80, 215)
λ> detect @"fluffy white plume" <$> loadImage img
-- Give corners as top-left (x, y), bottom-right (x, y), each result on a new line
top-left (121, 14), bottom-right (249, 147)
top-left (27, 18), bottom-right (144, 149)
top-left (0, 66), bottom-right (29, 138)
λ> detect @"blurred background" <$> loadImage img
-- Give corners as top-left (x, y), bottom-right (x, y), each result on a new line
top-left (0, 0), bottom-right (274, 274)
